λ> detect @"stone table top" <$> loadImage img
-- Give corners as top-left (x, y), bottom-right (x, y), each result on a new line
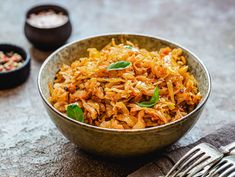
top-left (0, 0), bottom-right (235, 176)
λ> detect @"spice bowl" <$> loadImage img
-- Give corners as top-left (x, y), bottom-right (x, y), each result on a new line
top-left (24, 4), bottom-right (72, 51)
top-left (0, 44), bottom-right (30, 89)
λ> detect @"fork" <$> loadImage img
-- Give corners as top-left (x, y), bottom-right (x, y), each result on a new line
top-left (202, 156), bottom-right (235, 177)
top-left (165, 142), bottom-right (235, 177)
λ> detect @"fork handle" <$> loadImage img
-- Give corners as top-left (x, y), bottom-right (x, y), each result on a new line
top-left (219, 142), bottom-right (235, 154)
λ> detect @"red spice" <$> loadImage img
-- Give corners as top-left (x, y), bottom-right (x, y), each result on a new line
top-left (0, 51), bottom-right (23, 72)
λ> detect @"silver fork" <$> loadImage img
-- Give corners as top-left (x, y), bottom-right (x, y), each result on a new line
top-left (166, 142), bottom-right (235, 177)
top-left (202, 156), bottom-right (235, 177)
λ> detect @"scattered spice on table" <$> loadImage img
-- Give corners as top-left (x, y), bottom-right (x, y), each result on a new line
top-left (0, 51), bottom-right (24, 72)
top-left (27, 10), bottom-right (68, 28)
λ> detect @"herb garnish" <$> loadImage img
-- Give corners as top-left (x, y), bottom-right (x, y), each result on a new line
top-left (67, 103), bottom-right (84, 122)
top-left (137, 87), bottom-right (159, 108)
top-left (107, 61), bottom-right (132, 71)
top-left (124, 45), bottom-right (133, 49)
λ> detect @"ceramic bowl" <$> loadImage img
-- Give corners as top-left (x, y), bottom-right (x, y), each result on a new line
top-left (38, 34), bottom-right (211, 157)
top-left (24, 4), bottom-right (72, 51)
top-left (0, 44), bottom-right (30, 89)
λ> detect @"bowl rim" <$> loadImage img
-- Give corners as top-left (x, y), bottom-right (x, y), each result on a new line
top-left (25, 3), bottom-right (70, 30)
top-left (0, 44), bottom-right (30, 75)
top-left (38, 33), bottom-right (211, 133)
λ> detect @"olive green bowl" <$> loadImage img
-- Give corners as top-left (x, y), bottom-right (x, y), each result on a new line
top-left (38, 33), bottom-right (211, 157)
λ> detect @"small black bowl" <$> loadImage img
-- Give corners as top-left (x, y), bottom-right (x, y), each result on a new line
top-left (0, 44), bottom-right (30, 89)
top-left (24, 4), bottom-right (72, 51)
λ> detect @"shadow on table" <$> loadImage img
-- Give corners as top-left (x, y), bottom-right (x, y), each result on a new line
top-left (53, 142), bottom-right (167, 177)
top-left (29, 46), bottom-right (53, 63)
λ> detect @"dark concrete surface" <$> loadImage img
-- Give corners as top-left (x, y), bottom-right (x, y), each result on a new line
top-left (0, 0), bottom-right (234, 176)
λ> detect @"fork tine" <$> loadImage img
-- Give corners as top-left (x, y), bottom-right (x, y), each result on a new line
top-left (228, 172), bottom-right (235, 177)
top-left (201, 158), bottom-right (223, 177)
top-left (187, 157), bottom-right (220, 177)
top-left (179, 154), bottom-right (209, 176)
top-left (167, 150), bottom-right (203, 176)
top-left (209, 161), bottom-right (231, 176)
top-left (165, 147), bottom-right (200, 177)
top-left (219, 166), bottom-right (235, 177)
top-left (202, 160), bottom-right (225, 177)
top-left (174, 151), bottom-right (205, 174)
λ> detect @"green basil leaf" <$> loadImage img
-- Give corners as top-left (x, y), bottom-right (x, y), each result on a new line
top-left (150, 87), bottom-right (159, 103)
top-left (136, 101), bottom-right (156, 108)
top-left (124, 45), bottom-right (133, 49)
top-left (107, 61), bottom-right (132, 71)
top-left (67, 103), bottom-right (84, 122)
top-left (137, 87), bottom-right (159, 108)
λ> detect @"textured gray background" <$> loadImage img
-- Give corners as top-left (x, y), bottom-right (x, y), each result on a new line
top-left (0, 0), bottom-right (235, 176)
